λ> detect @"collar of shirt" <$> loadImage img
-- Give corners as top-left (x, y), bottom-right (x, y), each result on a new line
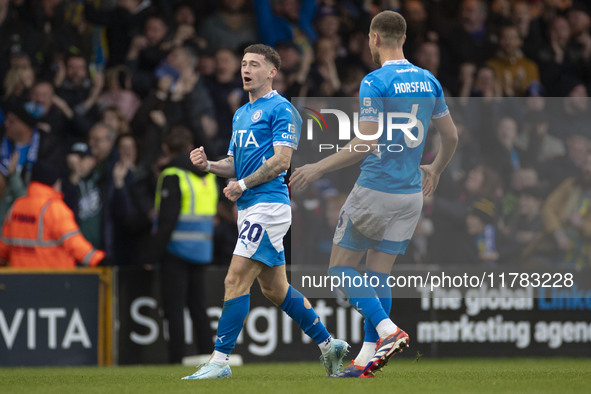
top-left (382, 59), bottom-right (411, 67)
top-left (262, 90), bottom-right (279, 99)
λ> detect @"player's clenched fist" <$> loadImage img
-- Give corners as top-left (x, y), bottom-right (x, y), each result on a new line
top-left (190, 146), bottom-right (208, 171)
top-left (223, 181), bottom-right (243, 202)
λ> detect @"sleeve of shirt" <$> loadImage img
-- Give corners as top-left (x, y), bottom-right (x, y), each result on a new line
top-left (227, 112), bottom-right (237, 156)
top-left (272, 103), bottom-right (301, 150)
top-left (359, 76), bottom-right (383, 123)
top-left (429, 73), bottom-right (449, 119)
top-left (299, 0), bottom-right (318, 42)
top-left (253, 0), bottom-right (288, 46)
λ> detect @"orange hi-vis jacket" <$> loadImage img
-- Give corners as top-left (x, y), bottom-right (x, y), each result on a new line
top-left (0, 181), bottom-right (105, 269)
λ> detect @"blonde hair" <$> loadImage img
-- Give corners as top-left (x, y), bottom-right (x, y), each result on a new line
top-left (3, 69), bottom-right (26, 99)
top-left (102, 106), bottom-right (130, 134)
top-left (104, 65), bottom-right (131, 91)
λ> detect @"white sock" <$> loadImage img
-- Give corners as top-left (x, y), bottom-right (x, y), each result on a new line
top-left (376, 319), bottom-right (398, 339)
top-left (211, 350), bottom-right (230, 364)
top-left (318, 335), bottom-right (333, 354)
top-left (354, 342), bottom-right (377, 367)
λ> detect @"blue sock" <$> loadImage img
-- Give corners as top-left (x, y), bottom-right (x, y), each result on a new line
top-left (363, 270), bottom-right (392, 342)
top-left (280, 285), bottom-right (330, 344)
top-left (214, 294), bottom-right (250, 354)
top-left (328, 266), bottom-right (389, 329)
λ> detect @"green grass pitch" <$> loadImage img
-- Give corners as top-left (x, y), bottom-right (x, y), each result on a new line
top-left (1, 358), bottom-right (590, 394)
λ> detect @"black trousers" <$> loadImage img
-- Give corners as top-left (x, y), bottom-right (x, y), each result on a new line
top-left (160, 254), bottom-right (214, 363)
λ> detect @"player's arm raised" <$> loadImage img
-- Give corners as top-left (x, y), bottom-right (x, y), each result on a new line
top-left (190, 146), bottom-right (236, 178)
top-left (290, 121), bottom-right (379, 191)
top-left (419, 114), bottom-right (458, 197)
top-left (223, 145), bottom-right (292, 202)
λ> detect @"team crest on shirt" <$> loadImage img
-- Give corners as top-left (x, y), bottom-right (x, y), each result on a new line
top-left (251, 110), bottom-right (263, 122)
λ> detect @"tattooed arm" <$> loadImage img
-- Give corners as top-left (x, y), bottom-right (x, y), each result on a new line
top-left (209, 156), bottom-right (236, 178)
top-left (223, 145), bottom-right (292, 202)
top-left (189, 146), bottom-right (236, 178)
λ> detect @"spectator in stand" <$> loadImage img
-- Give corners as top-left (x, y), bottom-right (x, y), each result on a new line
top-left (536, 16), bottom-right (577, 96)
top-left (567, 1), bottom-right (591, 75)
top-left (55, 54), bottom-right (104, 138)
top-left (275, 40), bottom-right (313, 98)
top-left (539, 131), bottom-right (591, 191)
top-left (489, 0), bottom-right (511, 27)
top-left (458, 64), bottom-right (502, 98)
top-left (126, 15), bottom-right (171, 96)
top-left (499, 166), bottom-right (540, 228)
top-left (462, 197), bottom-right (501, 267)
top-left (2, 55), bottom-right (35, 102)
top-left (160, 45), bottom-right (217, 147)
top-left (503, 186), bottom-right (549, 266)
top-left (27, 0), bottom-right (80, 75)
top-left (0, 161), bottom-right (105, 269)
top-left (254, 0), bottom-right (317, 52)
top-left (542, 155), bottom-right (591, 268)
top-left (28, 81), bottom-right (70, 148)
top-left (110, 133), bottom-right (146, 265)
top-left (66, 123), bottom-right (118, 261)
top-left (100, 66), bottom-right (141, 121)
top-left (402, 0), bottom-right (435, 58)
top-left (0, 99), bottom-right (62, 219)
top-left (314, 8), bottom-right (347, 62)
top-left (308, 37), bottom-right (342, 97)
top-left (132, 45), bottom-right (217, 167)
top-left (130, 74), bottom-right (169, 169)
top-left (511, 0), bottom-right (545, 61)
top-left (62, 141), bottom-right (95, 220)
top-left (437, 0), bottom-right (496, 75)
top-left (413, 41), bottom-right (452, 93)
top-left (0, 0), bottom-right (40, 85)
top-left (518, 92), bottom-right (565, 166)
top-left (197, 50), bottom-right (217, 79)
top-left (484, 116), bottom-right (527, 187)
top-left (152, 126), bottom-right (217, 362)
top-left (486, 25), bottom-right (541, 96)
top-left (200, 0), bottom-right (259, 52)
top-left (101, 106), bottom-right (131, 137)
top-left (428, 164), bottom-right (504, 265)
top-left (339, 65), bottom-right (366, 97)
top-left (166, 3), bottom-right (206, 53)
top-left (204, 48), bottom-right (244, 158)
top-left (84, 0), bottom-right (156, 67)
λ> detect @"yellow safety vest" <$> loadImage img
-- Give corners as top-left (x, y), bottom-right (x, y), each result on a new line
top-left (155, 168), bottom-right (218, 263)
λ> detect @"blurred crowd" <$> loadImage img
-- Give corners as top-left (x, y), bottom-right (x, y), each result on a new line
top-left (1, 0), bottom-right (590, 268)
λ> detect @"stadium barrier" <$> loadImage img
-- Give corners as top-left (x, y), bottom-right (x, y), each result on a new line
top-left (2, 266), bottom-right (590, 366)
top-left (115, 266), bottom-right (591, 363)
top-left (0, 268), bottom-right (112, 366)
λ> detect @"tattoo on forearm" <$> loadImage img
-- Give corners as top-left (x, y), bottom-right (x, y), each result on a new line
top-left (214, 157), bottom-right (235, 177)
top-left (243, 161), bottom-right (278, 189)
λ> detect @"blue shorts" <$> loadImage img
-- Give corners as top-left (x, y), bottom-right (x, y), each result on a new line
top-left (233, 203), bottom-right (291, 267)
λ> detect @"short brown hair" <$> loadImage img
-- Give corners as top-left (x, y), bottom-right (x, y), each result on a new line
top-left (370, 11), bottom-right (407, 45)
top-left (244, 44), bottom-right (281, 70)
top-left (164, 125), bottom-right (193, 155)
